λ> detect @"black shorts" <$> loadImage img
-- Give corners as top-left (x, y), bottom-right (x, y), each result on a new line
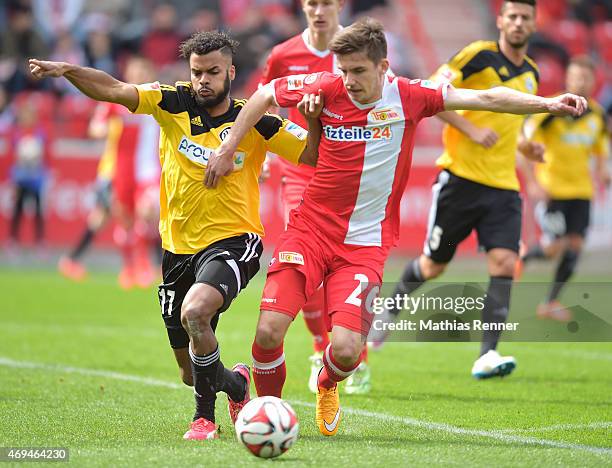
top-left (158, 233), bottom-right (263, 349)
top-left (423, 170), bottom-right (522, 263)
top-left (94, 178), bottom-right (113, 211)
top-left (537, 198), bottom-right (590, 241)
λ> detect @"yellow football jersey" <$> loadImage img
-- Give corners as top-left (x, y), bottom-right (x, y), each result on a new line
top-left (431, 41), bottom-right (539, 191)
top-left (527, 99), bottom-right (609, 200)
top-left (133, 81), bottom-right (307, 254)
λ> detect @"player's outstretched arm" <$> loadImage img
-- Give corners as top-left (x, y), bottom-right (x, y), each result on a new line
top-left (444, 86), bottom-right (588, 117)
top-left (28, 59), bottom-right (139, 111)
top-left (205, 84), bottom-right (277, 188)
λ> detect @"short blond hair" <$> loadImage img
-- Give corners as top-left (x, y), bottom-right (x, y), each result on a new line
top-left (329, 17), bottom-right (387, 64)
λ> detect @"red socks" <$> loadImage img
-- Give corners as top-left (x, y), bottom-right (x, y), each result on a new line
top-left (251, 342), bottom-right (286, 398)
top-left (318, 344), bottom-right (361, 390)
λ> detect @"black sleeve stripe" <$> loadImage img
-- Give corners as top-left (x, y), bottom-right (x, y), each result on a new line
top-left (539, 114), bottom-right (557, 130)
top-left (460, 50), bottom-right (496, 82)
top-left (158, 88), bottom-right (186, 114)
top-left (254, 114), bottom-right (283, 140)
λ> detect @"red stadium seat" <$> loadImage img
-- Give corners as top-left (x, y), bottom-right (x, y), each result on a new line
top-left (593, 22), bottom-right (612, 64)
top-left (544, 19), bottom-right (589, 56)
top-left (57, 95), bottom-right (97, 138)
top-left (534, 54), bottom-right (565, 97)
top-left (13, 91), bottom-right (56, 123)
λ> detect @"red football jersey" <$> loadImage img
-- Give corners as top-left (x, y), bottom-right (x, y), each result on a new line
top-left (273, 72), bottom-right (447, 252)
top-left (260, 30), bottom-right (339, 182)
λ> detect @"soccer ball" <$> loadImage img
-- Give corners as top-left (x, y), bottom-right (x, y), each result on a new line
top-left (234, 396), bottom-right (299, 458)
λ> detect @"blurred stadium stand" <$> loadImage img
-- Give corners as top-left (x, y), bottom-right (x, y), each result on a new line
top-left (0, 0), bottom-right (610, 255)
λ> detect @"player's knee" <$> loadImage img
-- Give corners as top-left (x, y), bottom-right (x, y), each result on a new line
top-left (181, 297), bottom-right (218, 329)
top-left (331, 339), bottom-right (362, 367)
top-left (255, 320), bottom-right (284, 349)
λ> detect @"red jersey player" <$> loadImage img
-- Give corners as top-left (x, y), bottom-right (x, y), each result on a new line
top-left (206, 18), bottom-right (586, 437)
top-left (260, 0), bottom-right (375, 395)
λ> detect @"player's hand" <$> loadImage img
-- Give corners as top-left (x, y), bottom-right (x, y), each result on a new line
top-left (547, 93), bottom-right (588, 117)
top-left (205, 145), bottom-right (235, 188)
top-left (467, 126), bottom-right (498, 148)
top-left (29, 58), bottom-right (69, 79)
top-left (520, 141), bottom-right (546, 163)
top-left (297, 89), bottom-right (324, 120)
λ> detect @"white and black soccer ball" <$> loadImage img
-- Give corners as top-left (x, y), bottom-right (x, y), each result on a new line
top-left (234, 396), bottom-right (299, 459)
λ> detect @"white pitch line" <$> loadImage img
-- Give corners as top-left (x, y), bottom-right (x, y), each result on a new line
top-left (497, 422), bottom-right (612, 434)
top-left (1, 356), bottom-right (611, 456)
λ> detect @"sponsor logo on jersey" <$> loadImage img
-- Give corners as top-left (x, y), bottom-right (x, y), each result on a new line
top-left (285, 122), bottom-right (307, 140)
top-left (370, 108), bottom-right (400, 122)
top-left (177, 136), bottom-right (245, 169)
top-left (323, 125), bottom-right (393, 141)
top-left (190, 115), bottom-right (203, 126)
top-left (261, 297), bottom-right (277, 304)
top-left (322, 107), bottom-right (344, 120)
top-left (279, 251), bottom-right (305, 265)
top-left (525, 76), bottom-right (535, 94)
top-left (288, 65), bottom-right (309, 72)
top-left (287, 75), bottom-right (306, 90)
top-left (561, 132), bottom-right (595, 146)
top-left (304, 73), bottom-right (317, 85)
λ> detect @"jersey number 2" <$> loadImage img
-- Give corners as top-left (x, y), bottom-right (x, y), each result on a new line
top-left (345, 273), bottom-right (380, 314)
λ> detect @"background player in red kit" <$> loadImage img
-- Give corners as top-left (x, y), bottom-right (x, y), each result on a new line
top-left (259, 0), bottom-right (371, 395)
top-left (206, 18), bottom-right (586, 437)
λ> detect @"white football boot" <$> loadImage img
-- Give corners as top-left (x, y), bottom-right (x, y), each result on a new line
top-left (471, 350), bottom-right (516, 379)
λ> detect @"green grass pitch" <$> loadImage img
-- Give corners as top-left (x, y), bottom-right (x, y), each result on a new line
top-left (1, 266), bottom-right (611, 467)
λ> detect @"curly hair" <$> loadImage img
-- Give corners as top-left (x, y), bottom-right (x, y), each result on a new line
top-left (179, 30), bottom-right (239, 59)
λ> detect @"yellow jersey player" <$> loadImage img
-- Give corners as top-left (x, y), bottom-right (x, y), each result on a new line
top-left (521, 56), bottom-right (610, 321)
top-left (29, 31), bottom-right (318, 441)
top-left (370, 0), bottom-right (544, 379)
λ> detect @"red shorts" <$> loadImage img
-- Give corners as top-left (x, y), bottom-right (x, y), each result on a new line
top-left (260, 211), bottom-right (385, 336)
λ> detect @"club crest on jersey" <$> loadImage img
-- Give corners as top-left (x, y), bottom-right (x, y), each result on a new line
top-left (287, 74), bottom-right (306, 91)
top-left (323, 125), bottom-right (392, 141)
top-left (370, 108), bottom-right (400, 122)
top-left (279, 252), bottom-right (304, 265)
top-left (525, 77), bottom-right (535, 93)
top-left (219, 127), bottom-right (231, 141)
